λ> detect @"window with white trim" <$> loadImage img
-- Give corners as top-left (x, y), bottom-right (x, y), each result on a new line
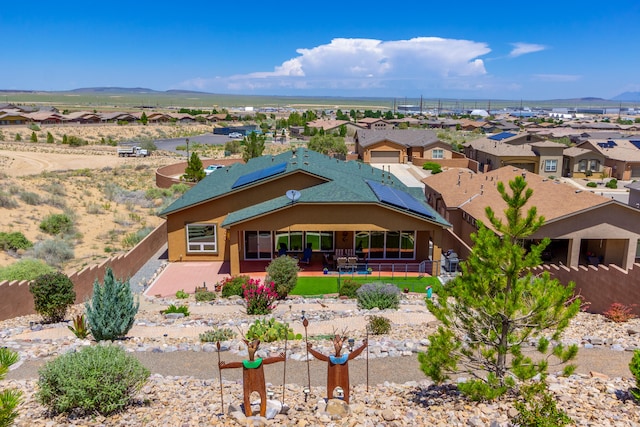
top-left (544, 159), bottom-right (557, 172)
top-left (588, 159), bottom-right (600, 171)
top-left (431, 149), bottom-right (444, 159)
top-left (186, 224), bottom-right (217, 253)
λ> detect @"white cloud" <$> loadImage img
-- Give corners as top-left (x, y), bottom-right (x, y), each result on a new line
top-left (175, 37), bottom-right (491, 95)
top-left (509, 43), bottom-right (546, 58)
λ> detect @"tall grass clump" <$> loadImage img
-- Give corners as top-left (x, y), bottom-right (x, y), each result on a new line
top-left (0, 191), bottom-right (18, 209)
top-left (37, 345), bottom-right (149, 416)
top-left (356, 282), bottom-right (401, 310)
top-left (39, 213), bottom-right (74, 236)
top-left (85, 267), bottom-right (139, 341)
top-left (19, 191), bottom-right (42, 205)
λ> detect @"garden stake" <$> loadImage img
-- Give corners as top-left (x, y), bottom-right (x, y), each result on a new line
top-left (216, 341), bottom-right (224, 415)
top-left (366, 326), bottom-right (369, 392)
top-left (303, 317), bottom-right (311, 394)
top-left (282, 332), bottom-right (288, 404)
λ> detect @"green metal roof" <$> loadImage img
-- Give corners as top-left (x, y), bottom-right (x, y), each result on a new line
top-left (160, 148), bottom-right (449, 228)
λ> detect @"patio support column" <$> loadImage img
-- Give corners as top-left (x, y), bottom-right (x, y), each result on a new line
top-left (567, 238), bottom-right (580, 268)
top-left (431, 229), bottom-right (443, 276)
top-left (623, 239), bottom-right (635, 270)
top-left (229, 229), bottom-right (240, 276)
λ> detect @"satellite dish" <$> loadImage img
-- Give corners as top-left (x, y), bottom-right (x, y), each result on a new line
top-left (286, 189), bottom-right (301, 203)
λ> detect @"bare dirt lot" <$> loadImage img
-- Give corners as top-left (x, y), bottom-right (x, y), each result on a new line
top-left (0, 124), bottom-right (217, 272)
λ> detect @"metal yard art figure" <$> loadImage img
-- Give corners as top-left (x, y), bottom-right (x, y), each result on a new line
top-left (218, 338), bottom-right (285, 417)
top-left (306, 327), bottom-right (368, 403)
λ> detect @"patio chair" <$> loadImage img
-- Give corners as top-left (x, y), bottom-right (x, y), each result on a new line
top-left (336, 257), bottom-right (348, 270)
top-left (300, 243), bottom-right (312, 264)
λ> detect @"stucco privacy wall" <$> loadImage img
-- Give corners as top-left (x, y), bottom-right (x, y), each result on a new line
top-left (0, 222), bottom-right (167, 321)
top-left (536, 262), bottom-right (640, 315)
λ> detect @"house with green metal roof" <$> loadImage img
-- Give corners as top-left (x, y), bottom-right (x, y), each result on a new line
top-left (160, 147), bottom-right (451, 276)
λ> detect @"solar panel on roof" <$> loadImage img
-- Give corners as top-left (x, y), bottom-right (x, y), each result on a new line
top-left (630, 140), bottom-right (640, 150)
top-left (488, 132), bottom-right (516, 141)
top-left (232, 162), bottom-right (287, 189)
top-left (366, 180), bottom-right (434, 219)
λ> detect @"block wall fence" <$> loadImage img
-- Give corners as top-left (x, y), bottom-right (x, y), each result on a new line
top-left (0, 222), bottom-right (167, 321)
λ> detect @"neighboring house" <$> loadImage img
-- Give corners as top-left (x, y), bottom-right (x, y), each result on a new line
top-left (26, 111), bottom-right (64, 124)
top-left (626, 181), bottom-right (640, 209)
top-left (482, 120), bottom-right (520, 133)
top-left (578, 138), bottom-right (640, 180)
top-left (0, 111), bottom-right (30, 125)
top-left (463, 133), bottom-right (565, 177)
top-left (423, 166), bottom-right (640, 271)
top-left (354, 129), bottom-right (440, 163)
top-left (458, 119), bottom-right (486, 132)
top-left (146, 112), bottom-right (172, 123)
top-left (562, 146), bottom-right (606, 178)
top-left (356, 117), bottom-right (393, 130)
top-left (64, 111), bottom-right (101, 123)
top-left (159, 148), bottom-right (450, 276)
top-left (100, 112), bottom-right (137, 122)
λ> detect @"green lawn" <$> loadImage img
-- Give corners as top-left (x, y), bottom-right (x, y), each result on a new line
top-left (291, 275), bottom-right (439, 296)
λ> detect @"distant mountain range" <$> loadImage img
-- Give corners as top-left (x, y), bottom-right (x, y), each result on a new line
top-left (68, 87), bottom-right (210, 95)
top-left (611, 92), bottom-right (640, 102)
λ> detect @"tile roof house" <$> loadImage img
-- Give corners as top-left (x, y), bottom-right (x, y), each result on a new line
top-left (160, 148), bottom-right (450, 276)
top-left (356, 117), bottom-right (393, 130)
top-left (463, 133), bottom-right (565, 177)
top-left (354, 129), bottom-right (442, 164)
top-left (562, 146), bottom-right (606, 178)
top-left (422, 166), bottom-right (640, 271)
top-left (577, 138), bottom-right (640, 180)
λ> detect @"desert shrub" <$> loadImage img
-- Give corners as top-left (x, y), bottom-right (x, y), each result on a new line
top-left (224, 139), bottom-right (242, 154)
top-left (0, 258), bottom-right (55, 281)
top-left (169, 183), bottom-right (190, 195)
top-left (39, 213), bottom-right (74, 235)
top-left (161, 304), bottom-right (190, 316)
top-left (630, 350), bottom-right (640, 401)
top-left (265, 255), bottom-right (300, 299)
top-left (586, 181), bottom-right (597, 188)
top-left (356, 282), bottom-right (400, 310)
top-left (19, 191), bottom-right (42, 205)
top-left (422, 162), bottom-right (443, 174)
top-left (0, 191), bottom-right (18, 209)
top-left (86, 202), bottom-right (104, 214)
top-left (36, 345), bottom-right (149, 416)
top-left (366, 314), bottom-right (391, 335)
top-left (28, 123), bottom-right (40, 131)
top-left (29, 272), bottom-right (76, 323)
top-left (175, 289), bottom-right (189, 299)
top-left (0, 347), bottom-right (22, 427)
top-left (603, 302), bottom-right (636, 323)
top-left (145, 187), bottom-right (171, 200)
top-left (66, 135), bottom-right (88, 147)
top-left (605, 178), bottom-right (618, 189)
top-left (221, 275), bottom-right (250, 298)
top-left (45, 195), bottom-right (67, 209)
top-left (42, 181), bottom-right (66, 196)
top-left (0, 231), bottom-right (32, 251)
top-left (339, 278), bottom-right (362, 298)
top-left (121, 227), bottom-right (153, 249)
top-left (246, 318), bottom-right (300, 342)
top-left (85, 267), bottom-right (139, 341)
top-left (195, 288), bottom-right (216, 302)
top-left (513, 381), bottom-right (572, 426)
top-left (199, 327), bottom-right (236, 343)
top-left (28, 238), bottom-right (75, 267)
top-left (244, 279), bottom-right (278, 315)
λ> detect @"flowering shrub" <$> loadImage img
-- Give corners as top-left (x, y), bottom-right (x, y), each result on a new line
top-left (603, 302), bottom-right (637, 323)
top-left (356, 282), bottom-right (400, 310)
top-left (243, 278), bottom-right (278, 315)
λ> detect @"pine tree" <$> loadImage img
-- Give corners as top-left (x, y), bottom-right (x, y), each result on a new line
top-left (419, 176), bottom-right (580, 399)
top-left (46, 132), bottom-right (54, 144)
top-left (182, 152), bottom-right (205, 182)
top-left (85, 267), bottom-right (139, 341)
top-left (140, 111), bottom-right (148, 125)
top-left (30, 131), bottom-right (38, 142)
top-left (242, 132), bottom-right (265, 162)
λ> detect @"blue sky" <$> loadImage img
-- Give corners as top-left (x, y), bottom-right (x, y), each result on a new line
top-left (2, 1), bottom-right (639, 100)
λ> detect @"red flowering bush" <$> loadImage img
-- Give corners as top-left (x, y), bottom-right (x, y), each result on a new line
top-left (603, 302), bottom-right (637, 323)
top-left (243, 278), bottom-right (278, 315)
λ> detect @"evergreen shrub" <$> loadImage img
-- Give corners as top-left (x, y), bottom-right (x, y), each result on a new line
top-left (29, 272), bottom-right (76, 323)
top-left (85, 267), bottom-right (139, 341)
top-left (265, 255), bottom-right (300, 299)
top-left (339, 278), bottom-right (362, 298)
top-left (0, 347), bottom-right (22, 427)
top-left (221, 275), bottom-right (250, 298)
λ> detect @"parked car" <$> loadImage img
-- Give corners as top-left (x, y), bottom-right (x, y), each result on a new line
top-left (228, 132), bottom-right (243, 138)
top-left (205, 164), bottom-right (224, 175)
